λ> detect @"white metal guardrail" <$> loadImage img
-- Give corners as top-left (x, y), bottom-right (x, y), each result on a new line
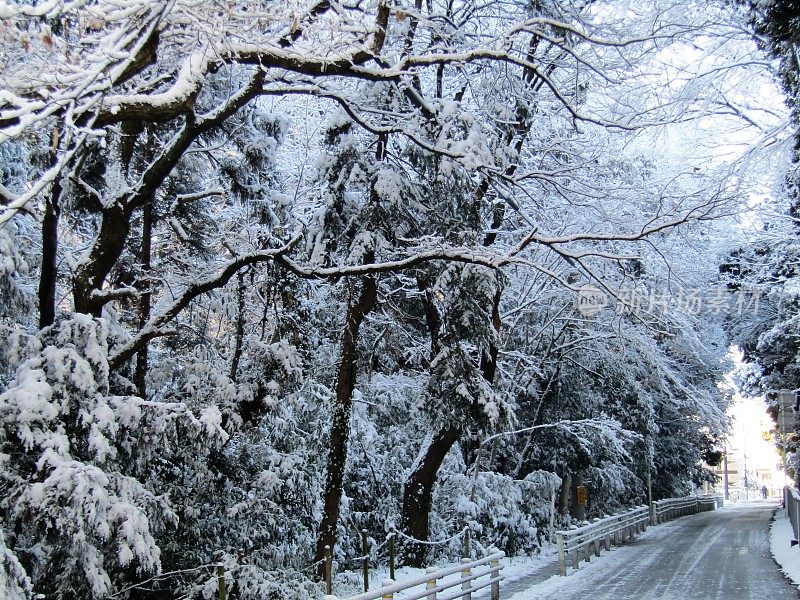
top-left (555, 494), bottom-right (723, 576)
top-left (698, 494), bottom-right (724, 510)
top-left (555, 505), bottom-right (650, 575)
top-left (651, 494), bottom-right (723, 525)
top-left (329, 492), bottom-right (725, 595)
top-left (327, 550), bottom-right (504, 600)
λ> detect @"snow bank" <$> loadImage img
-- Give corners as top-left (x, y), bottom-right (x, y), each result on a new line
top-left (770, 507), bottom-right (800, 590)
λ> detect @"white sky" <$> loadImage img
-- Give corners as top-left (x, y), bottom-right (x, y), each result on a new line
top-left (728, 392), bottom-right (784, 487)
top-left (724, 348), bottom-right (786, 493)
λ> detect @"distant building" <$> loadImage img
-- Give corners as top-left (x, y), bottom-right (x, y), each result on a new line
top-left (704, 451), bottom-right (782, 499)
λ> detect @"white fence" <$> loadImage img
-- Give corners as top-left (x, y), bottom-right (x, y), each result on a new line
top-left (785, 486), bottom-right (800, 544)
top-left (651, 494), bottom-right (723, 525)
top-left (555, 494), bottom-right (723, 576)
top-left (555, 505), bottom-right (650, 575)
top-left (327, 551), bottom-right (504, 600)
top-left (698, 494), bottom-right (724, 510)
top-left (329, 493), bottom-right (725, 596)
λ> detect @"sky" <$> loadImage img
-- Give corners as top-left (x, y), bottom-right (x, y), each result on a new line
top-left (727, 388), bottom-right (785, 496)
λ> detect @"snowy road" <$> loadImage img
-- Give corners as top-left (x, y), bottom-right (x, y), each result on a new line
top-left (507, 502), bottom-right (798, 600)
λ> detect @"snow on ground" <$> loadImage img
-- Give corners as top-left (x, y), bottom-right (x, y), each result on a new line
top-left (770, 506), bottom-right (800, 589)
top-left (478, 547), bottom-right (560, 597)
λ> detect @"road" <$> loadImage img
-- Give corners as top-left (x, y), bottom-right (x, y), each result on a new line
top-left (505, 502), bottom-right (798, 600)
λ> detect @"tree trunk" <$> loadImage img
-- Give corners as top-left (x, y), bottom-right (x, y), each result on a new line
top-left (73, 204), bottom-right (131, 316)
top-left (559, 472), bottom-right (571, 516)
top-left (38, 180), bottom-right (61, 329)
top-left (479, 288), bottom-right (502, 382)
top-left (569, 472), bottom-right (585, 521)
top-left (400, 424), bottom-right (461, 566)
top-left (229, 271), bottom-right (246, 382)
top-left (134, 198), bottom-right (153, 398)
top-left (314, 273), bottom-right (378, 577)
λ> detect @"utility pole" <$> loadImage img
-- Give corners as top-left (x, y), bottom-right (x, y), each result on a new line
top-left (778, 390), bottom-right (795, 493)
top-left (723, 447), bottom-right (729, 500)
top-left (743, 445), bottom-right (749, 500)
top-left (646, 434), bottom-right (653, 508)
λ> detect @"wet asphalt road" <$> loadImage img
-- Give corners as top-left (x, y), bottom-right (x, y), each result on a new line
top-left (506, 502), bottom-right (799, 600)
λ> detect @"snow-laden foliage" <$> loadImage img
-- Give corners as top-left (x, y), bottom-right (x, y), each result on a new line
top-left (0, 527), bottom-right (31, 600)
top-left (0, 316), bottom-right (228, 597)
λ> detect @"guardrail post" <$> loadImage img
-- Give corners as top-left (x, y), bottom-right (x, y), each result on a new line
top-left (217, 564), bottom-right (226, 600)
top-left (590, 519), bottom-right (601, 556)
top-left (490, 555), bottom-right (501, 600)
top-left (557, 533), bottom-right (567, 575)
top-left (460, 558), bottom-right (472, 600)
top-left (324, 545), bottom-right (333, 596)
top-left (388, 527), bottom-right (396, 581)
top-left (426, 567), bottom-right (437, 600)
top-left (362, 529), bottom-right (369, 593)
top-left (794, 495), bottom-right (800, 542)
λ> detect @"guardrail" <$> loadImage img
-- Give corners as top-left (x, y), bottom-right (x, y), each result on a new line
top-left (329, 492), bottom-right (725, 594)
top-left (651, 494), bottom-right (723, 525)
top-left (785, 486), bottom-right (800, 544)
top-left (327, 550), bottom-right (504, 600)
top-left (698, 494), bottom-right (724, 510)
top-left (555, 505), bottom-right (650, 575)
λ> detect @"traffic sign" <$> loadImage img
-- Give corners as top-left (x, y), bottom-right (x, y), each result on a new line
top-left (576, 485), bottom-right (588, 507)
